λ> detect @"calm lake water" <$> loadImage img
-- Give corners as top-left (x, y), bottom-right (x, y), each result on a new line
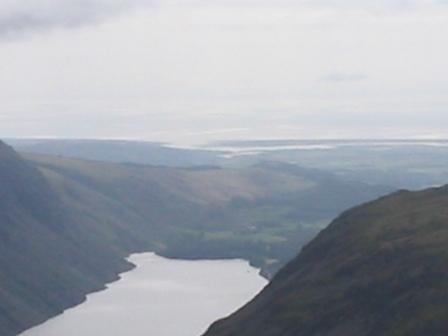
top-left (21, 253), bottom-right (267, 336)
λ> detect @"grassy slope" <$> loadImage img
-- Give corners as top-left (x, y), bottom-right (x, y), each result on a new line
top-left (29, 155), bottom-right (389, 276)
top-left (204, 187), bottom-right (448, 336)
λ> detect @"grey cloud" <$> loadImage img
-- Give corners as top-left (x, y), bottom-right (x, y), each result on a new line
top-left (1, 0), bottom-right (446, 40)
top-left (0, 0), bottom-right (153, 38)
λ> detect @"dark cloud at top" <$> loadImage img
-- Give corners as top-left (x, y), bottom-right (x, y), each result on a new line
top-left (0, 0), bottom-right (153, 38)
top-left (1, 0), bottom-right (446, 40)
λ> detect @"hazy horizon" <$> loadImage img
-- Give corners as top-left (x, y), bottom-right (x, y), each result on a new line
top-left (5, 136), bottom-right (448, 148)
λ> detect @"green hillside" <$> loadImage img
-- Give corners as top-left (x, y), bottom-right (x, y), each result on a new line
top-left (29, 154), bottom-right (389, 276)
top-left (204, 186), bottom-right (448, 336)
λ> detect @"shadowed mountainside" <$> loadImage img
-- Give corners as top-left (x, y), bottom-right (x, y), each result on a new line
top-left (0, 140), bottom-right (389, 335)
top-left (0, 142), bottom-right (134, 336)
top-left (203, 186), bottom-right (448, 336)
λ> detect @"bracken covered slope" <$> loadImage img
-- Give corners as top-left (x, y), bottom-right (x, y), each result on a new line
top-left (204, 186), bottom-right (448, 336)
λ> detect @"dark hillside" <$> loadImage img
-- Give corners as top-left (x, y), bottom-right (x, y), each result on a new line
top-left (204, 186), bottom-right (448, 336)
top-left (0, 141), bottom-right (133, 335)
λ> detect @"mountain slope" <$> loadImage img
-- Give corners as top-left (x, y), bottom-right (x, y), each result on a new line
top-left (0, 141), bottom-right (389, 335)
top-left (28, 154), bottom-right (389, 276)
top-left (203, 186), bottom-right (448, 336)
top-left (0, 142), bottom-right (134, 336)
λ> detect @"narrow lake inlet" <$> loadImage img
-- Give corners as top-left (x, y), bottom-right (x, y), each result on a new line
top-left (21, 253), bottom-right (268, 336)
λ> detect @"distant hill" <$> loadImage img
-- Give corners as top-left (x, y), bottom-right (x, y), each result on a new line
top-left (28, 154), bottom-right (390, 276)
top-left (6, 139), bottom-right (223, 167)
top-left (203, 186), bottom-right (448, 336)
top-left (208, 139), bottom-right (448, 190)
top-left (0, 140), bottom-right (389, 335)
top-left (10, 138), bottom-right (448, 190)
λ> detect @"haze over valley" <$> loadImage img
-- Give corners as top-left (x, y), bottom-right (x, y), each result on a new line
top-left (2, 0), bottom-right (448, 335)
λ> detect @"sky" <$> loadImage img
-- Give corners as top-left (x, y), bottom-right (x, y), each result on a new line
top-left (1, 0), bottom-right (448, 145)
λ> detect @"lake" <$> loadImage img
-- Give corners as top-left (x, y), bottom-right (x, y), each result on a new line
top-left (21, 253), bottom-right (268, 336)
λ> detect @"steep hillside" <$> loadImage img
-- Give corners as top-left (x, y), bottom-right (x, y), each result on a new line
top-left (204, 186), bottom-right (448, 336)
top-left (0, 142), bottom-right (134, 336)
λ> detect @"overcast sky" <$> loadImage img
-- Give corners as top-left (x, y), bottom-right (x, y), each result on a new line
top-left (1, 0), bottom-right (448, 144)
